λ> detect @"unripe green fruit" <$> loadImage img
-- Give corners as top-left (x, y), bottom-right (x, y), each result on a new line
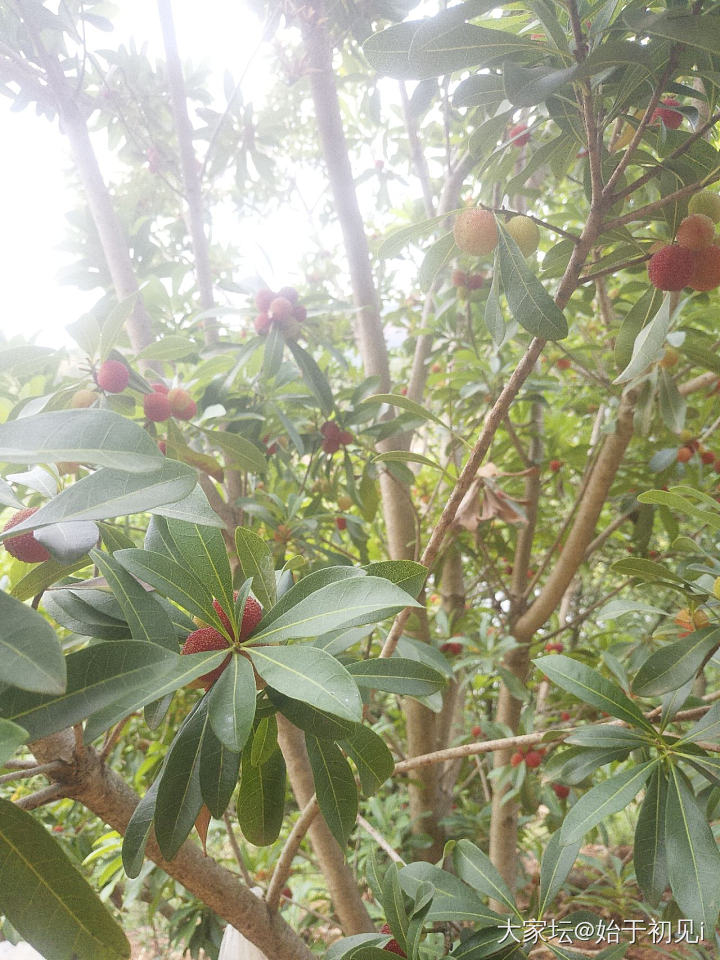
top-left (688, 191), bottom-right (720, 224)
top-left (453, 209), bottom-right (497, 257)
top-left (70, 389), bottom-right (96, 409)
top-left (505, 215), bottom-right (540, 257)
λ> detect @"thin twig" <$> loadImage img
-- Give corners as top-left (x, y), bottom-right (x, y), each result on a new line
top-left (266, 795), bottom-right (319, 912)
top-left (100, 715), bottom-right (133, 762)
top-left (223, 812), bottom-right (254, 887)
top-left (0, 761), bottom-right (63, 785)
top-left (357, 815), bottom-right (405, 864)
top-left (15, 784), bottom-right (65, 810)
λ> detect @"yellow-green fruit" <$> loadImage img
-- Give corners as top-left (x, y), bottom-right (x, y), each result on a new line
top-left (688, 191), bottom-right (720, 224)
top-left (337, 494), bottom-right (352, 511)
top-left (453, 209), bottom-right (497, 257)
top-left (70, 389), bottom-right (97, 408)
top-left (505, 216), bottom-right (540, 257)
top-left (659, 346), bottom-right (680, 368)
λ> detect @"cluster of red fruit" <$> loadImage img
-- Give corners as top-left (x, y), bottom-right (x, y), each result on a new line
top-left (440, 639), bottom-right (463, 656)
top-left (380, 924), bottom-right (406, 956)
top-left (181, 594), bottom-right (263, 690)
top-left (72, 360), bottom-right (197, 424)
top-left (320, 420), bottom-right (353, 454)
top-left (510, 747), bottom-right (544, 768)
top-left (451, 269), bottom-right (484, 290)
top-left (2, 506), bottom-right (50, 563)
top-left (652, 98), bottom-right (683, 129)
top-left (508, 122), bottom-right (530, 146)
top-left (254, 287), bottom-right (306, 339)
top-left (647, 210), bottom-right (720, 292)
top-left (676, 439), bottom-right (720, 470)
top-left (549, 459), bottom-right (562, 472)
top-left (544, 641), bottom-right (564, 653)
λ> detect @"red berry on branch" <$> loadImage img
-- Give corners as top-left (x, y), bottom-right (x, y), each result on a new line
top-left (96, 359), bottom-right (129, 393)
top-left (2, 507), bottom-right (50, 563)
top-left (144, 392), bottom-right (172, 422)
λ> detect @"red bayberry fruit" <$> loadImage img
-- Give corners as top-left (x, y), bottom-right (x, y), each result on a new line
top-left (2, 507), bottom-right (50, 563)
top-left (254, 313), bottom-right (271, 335)
top-left (144, 392), bottom-right (172, 422)
top-left (440, 640), bottom-right (463, 656)
top-left (269, 297), bottom-right (294, 322)
top-left (467, 273), bottom-right (485, 290)
top-left (552, 783), bottom-right (570, 799)
top-left (292, 303), bottom-right (307, 323)
top-left (157, 440), bottom-right (167, 455)
top-left (471, 725), bottom-right (483, 738)
top-left (524, 750), bottom-right (543, 769)
top-left (380, 925), bottom-right (406, 956)
top-left (652, 98), bottom-right (683, 129)
top-left (701, 450), bottom-right (716, 465)
top-left (556, 357), bottom-right (571, 370)
top-left (96, 359), bottom-right (129, 393)
top-left (452, 269), bottom-right (468, 287)
top-left (561, 711), bottom-right (571, 722)
top-left (676, 214), bottom-right (715, 251)
top-left (277, 286), bottom-right (299, 304)
top-left (545, 642), bottom-right (564, 652)
top-left (549, 459), bottom-right (562, 472)
top-left (167, 387), bottom-right (197, 421)
top-left (339, 430), bottom-right (354, 446)
top-left (508, 122), bottom-right (530, 146)
top-left (677, 446), bottom-right (693, 463)
top-left (510, 751), bottom-right (524, 767)
top-left (453, 209), bottom-right (498, 257)
top-left (647, 244), bottom-right (694, 291)
top-left (181, 627), bottom-right (231, 690)
top-left (335, 516), bottom-right (347, 531)
top-left (212, 593), bottom-right (262, 641)
top-left (150, 381), bottom-right (169, 394)
top-left (688, 245), bottom-right (720, 291)
top-left (255, 289), bottom-right (276, 312)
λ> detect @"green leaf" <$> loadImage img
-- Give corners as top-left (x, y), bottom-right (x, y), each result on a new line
top-left (138, 334), bottom-right (196, 361)
top-left (82, 650), bottom-right (228, 742)
top-left (632, 626), bottom-right (720, 697)
top-left (629, 9), bottom-right (720, 56)
top-left (151, 483), bottom-right (224, 527)
top-left (0, 409), bottom-right (163, 473)
top-left (611, 557), bottom-right (682, 583)
top-left (347, 657), bottom-right (446, 696)
top-left (271, 691), bottom-right (354, 739)
top-left (0, 590), bottom-right (66, 694)
top-left (234, 527), bottom-right (276, 611)
top-left (419, 231), bottom-right (456, 291)
top-left (114, 548), bottom-right (227, 635)
top-left (665, 765), bottom-right (720, 929)
top-left (535, 655), bottom-right (652, 730)
top-left (560, 761), bottom-right (657, 845)
top-left (484, 263), bottom-right (505, 346)
top-left (256, 567), bottom-right (362, 632)
top-left (658, 368), bottom-right (687, 434)
top-left (286, 339), bottom-right (335, 415)
top-left (0, 641), bottom-right (179, 740)
top-left (122, 777), bottom-right (161, 878)
top-left (378, 211), bottom-right (453, 259)
top-left (200, 428), bottom-right (266, 474)
top-left (200, 718), bottom-right (241, 818)
top-left (634, 767), bottom-right (668, 907)
top-left (250, 715), bottom-right (279, 767)
top-left (382, 864), bottom-right (409, 954)
top-left (249, 646), bottom-right (362, 722)
top-left (34, 520), bottom-right (99, 563)
top-left (564, 726), bottom-right (648, 749)
top-left (453, 840), bottom-right (519, 918)
top-left (361, 20), bottom-right (428, 79)
top-left (0, 464), bottom-right (198, 537)
top-left (372, 450), bottom-right (444, 472)
top-left (90, 549), bottom-right (177, 650)
top-left (399, 862), bottom-right (504, 927)
top-left (307, 734), bottom-right (358, 847)
top-left (164, 517), bottom-right (234, 617)
top-left (497, 223), bottom-right (568, 340)
top-left (450, 928), bottom-right (524, 958)
top-left (409, 18), bottom-right (539, 77)
top-left (614, 294), bottom-right (671, 384)
top-left (0, 798), bottom-right (130, 959)
top-left (155, 701), bottom-right (207, 859)
top-left (360, 392), bottom-right (448, 430)
top-left (538, 830), bottom-right (582, 916)
top-left (42, 588), bottom-right (131, 641)
top-left (363, 560), bottom-right (427, 598)
top-left (236, 743), bottom-right (286, 845)
top-left (678, 699), bottom-right (720, 745)
top-left (503, 60), bottom-right (575, 107)
top-left (0, 718), bottom-right (27, 766)
top-left (341, 724), bottom-right (394, 795)
top-left (206, 652), bottom-right (256, 753)
top-left (251, 576), bottom-right (419, 645)
top-left (548, 746), bottom-right (633, 785)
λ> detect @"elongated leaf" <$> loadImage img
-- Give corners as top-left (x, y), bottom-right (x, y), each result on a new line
top-left (453, 840), bottom-right (519, 917)
top-left (0, 718), bottom-right (27, 766)
top-left (560, 761), bottom-right (656, 845)
top-left (382, 864), bottom-right (409, 954)
top-left (270, 691), bottom-right (354, 739)
top-left (634, 767), bottom-right (668, 907)
top-left (250, 715), bottom-right (278, 767)
top-left (549, 746), bottom-right (633, 786)
top-left (0, 642), bottom-right (177, 740)
top-left (207, 652), bottom-right (256, 752)
top-left (497, 224), bottom-right (567, 340)
top-left (114, 548), bottom-right (227, 634)
top-left (234, 527), bottom-right (276, 611)
top-left (484, 263), bottom-right (505, 346)
top-left (10, 557), bottom-right (99, 601)
top-left (34, 520), bottom-right (99, 562)
top-left (614, 287), bottom-right (663, 369)
top-left (409, 20), bottom-right (539, 77)
top-left (363, 560), bottom-right (427, 598)
top-left (535, 655), bottom-right (652, 730)
top-left (0, 409), bottom-right (162, 472)
top-left (159, 518), bottom-right (233, 618)
top-left (341, 724), bottom-right (394, 795)
top-left (614, 294), bottom-right (671, 384)
top-left (632, 626), bottom-right (720, 697)
top-left (0, 798), bottom-right (130, 959)
top-left (200, 719), bottom-right (241, 818)
top-left (307, 734), bottom-right (358, 846)
top-left (43, 589), bottom-right (131, 641)
top-left (82, 650), bottom-right (228, 742)
top-left (419, 231), bottom-right (456, 291)
top-left (150, 483), bottom-right (224, 527)
top-left (630, 9), bottom-right (720, 56)
top-left (200, 428), bottom-right (266, 474)
top-left (399, 862), bottom-right (504, 927)
top-left (679, 699), bottom-right (720, 745)
top-left (251, 576), bottom-right (419, 645)
top-left (360, 393), bottom-right (447, 430)
top-left (249, 645), bottom-right (362, 722)
top-left (90, 549), bottom-right (177, 650)
top-left (122, 776), bottom-right (161, 878)
top-left (0, 590), bottom-right (66, 694)
top-left (665, 766), bottom-right (720, 929)
top-left (236, 743), bottom-right (286, 846)
top-left (347, 658), bottom-right (446, 696)
top-left (538, 831), bottom-right (582, 915)
top-left (1, 463), bottom-right (197, 538)
top-left (155, 702), bottom-right (207, 859)
top-left (658, 368), bottom-right (686, 434)
top-left (286, 339), bottom-right (335, 415)
top-left (564, 726), bottom-right (648, 749)
top-left (362, 20), bottom-right (431, 80)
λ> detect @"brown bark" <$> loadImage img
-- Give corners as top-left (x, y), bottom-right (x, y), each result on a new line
top-left (275, 717), bottom-right (374, 934)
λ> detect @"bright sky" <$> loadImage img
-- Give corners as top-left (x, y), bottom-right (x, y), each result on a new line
top-left (1, 0), bottom-right (277, 349)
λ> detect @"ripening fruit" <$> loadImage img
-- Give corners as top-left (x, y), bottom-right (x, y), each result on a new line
top-left (269, 297), bottom-right (294, 322)
top-left (452, 269), bottom-right (468, 288)
top-left (335, 516), bottom-right (347, 531)
top-left (687, 245), bottom-right (720, 291)
top-left (647, 245), bottom-right (694, 291)
top-left (701, 449), bottom-right (716, 465)
top-left (545, 642), bottom-right (564, 652)
top-left (181, 627), bottom-right (232, 690)
top-left (441, 640), bottom-right (463, 656)
top-left (549, 459), bottom-right (562, 472)
top-left (292, 303), bottom-right (307, 323)
top-left (380, 925), bottom-right (406, 956)
top-left (96, 359), bottom-right (129, 393)
top-left (277, 285), bottom-right (299, 304)
top-left (273, 524), bottom-right (292, 543)
top-left (508, 123), bottom-right (530, 146)
top-left (677, 446), bottom-right (693, 463)
top-left (561, 711), bottom-right (572, 722)
top-left (453, 209), bottom-right (498, 257)
top-left (2, 507), bottom-right (51, 563)
top-left (70, 388), bottom-right (96, 408)
top-left (143, 391), bottom-right (172, 422)
top-left (556, 357), bottom-right (571, 370)
top-left (505, 215), bottom-right (540, 257)
top-left (674, 607), bottom-right (709, 637)
top-left (552, 783), bottom-right (570, 799)
top-left (167, 387), bottom-right (197, 421)
top-left (254, 313), bottom-right (271, 335)
top-left (524, 750), bottom-right (543, 769)
top-left (659, 346), bottom-right (680, 368)
top-left (652, 98), bottom-right (683, 129)
top-left (676, 214), bottom-right (715, 251)
top-left (688, 191), bottom-right (720, 223)
top-left (510, 751), bottom-right (524, 767)
top-left (212, 593), bottom-right (263, 641)
top-left (337, 494), bottom-right (352, 511)
top-left (255, 289), bottom-right (276, 312)
top-left (471, 724), bottom-right (483, 738)
top-left (150, 381), bottom-right (169, 395)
